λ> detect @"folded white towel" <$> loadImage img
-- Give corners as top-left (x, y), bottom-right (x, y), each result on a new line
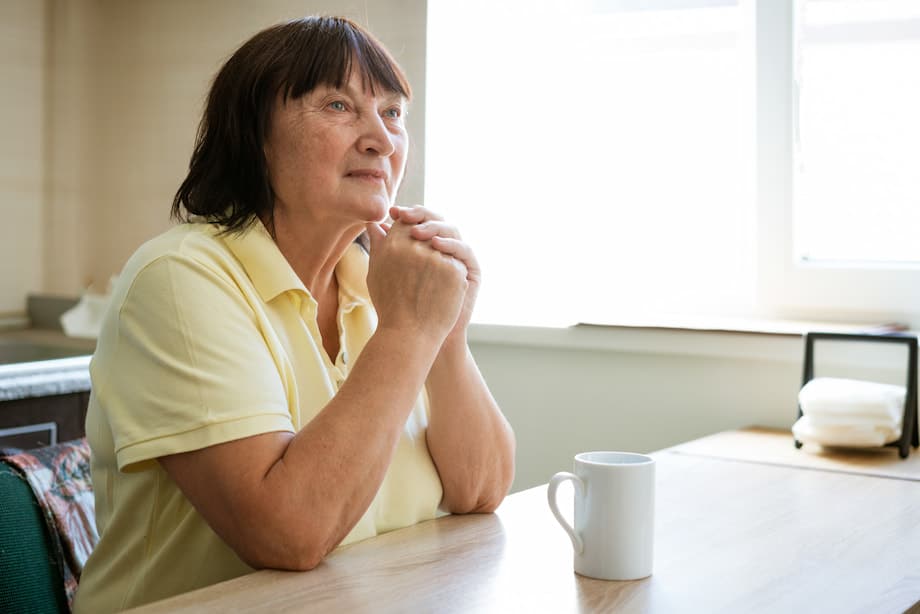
top-left (803, 412), bottom-right (899, 431)
top-left (793, 414), bottom-right (899, 447)
top-left (798, 377), bottom-right (905, 423)
top-left (794, 377), bottom-right (905, 448)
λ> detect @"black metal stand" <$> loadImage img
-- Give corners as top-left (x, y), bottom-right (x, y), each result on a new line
top-left (795, 331), bottom-right (919, 459)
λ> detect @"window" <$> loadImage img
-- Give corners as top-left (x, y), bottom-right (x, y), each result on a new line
top-left (426, 0), bottom-right (920, 327)
top-left (759, 0), bottom-right (920, 324)
top-left (795, 0), bottom-right (920, 265)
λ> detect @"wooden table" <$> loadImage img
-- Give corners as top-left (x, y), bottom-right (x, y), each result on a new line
top-left (669, 426), bottom-right (920, 481)
top-left (131, 430), bottom-right (920, 613)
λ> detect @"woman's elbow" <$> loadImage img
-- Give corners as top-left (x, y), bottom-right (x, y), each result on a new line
top-left (446, 488), bottom-right (507, 514)
top-left (242, 545), bottom-right (326, 572)
top-left (481, 466), bottom-right (515, 513)
top-left (444, 471), bottom-right (514, 514)
top-left (471, 492), bottom-right (505, 514)
top-left (237, 529), bottom-right (332, 572)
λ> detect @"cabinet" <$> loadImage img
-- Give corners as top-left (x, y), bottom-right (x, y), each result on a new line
top-left (0, 392), bottom-right (90, 451)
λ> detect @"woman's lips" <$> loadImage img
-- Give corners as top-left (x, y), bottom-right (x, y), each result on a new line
top-left (347, 169), bottom-right (387, 183)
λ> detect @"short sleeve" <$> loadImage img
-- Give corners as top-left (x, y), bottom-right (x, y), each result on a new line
top-left (96, 254), bottom-right (294, 472)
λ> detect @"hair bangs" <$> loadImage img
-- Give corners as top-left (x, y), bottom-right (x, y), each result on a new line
top-left (280, 17), bottom-right (411, 102)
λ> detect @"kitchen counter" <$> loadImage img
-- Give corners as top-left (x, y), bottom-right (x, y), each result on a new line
top-left (0, 328), bottom-right (95, 402)
top-left (0, 296), bottom-right (97, 448)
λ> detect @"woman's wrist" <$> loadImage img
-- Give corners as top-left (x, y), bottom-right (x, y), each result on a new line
top-left (371, 325), bottom-right (444, 372)
top-left (428, 333), bottom-right (470, 381)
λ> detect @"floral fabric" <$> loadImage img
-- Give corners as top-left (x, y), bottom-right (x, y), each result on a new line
top-left (3, 438), bottom-right (97, 610)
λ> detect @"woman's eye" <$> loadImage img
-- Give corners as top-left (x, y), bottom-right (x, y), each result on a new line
top-left (329, 101), bottom-right (347, 112)
top-left (383, 107), bottom-right (402, 119)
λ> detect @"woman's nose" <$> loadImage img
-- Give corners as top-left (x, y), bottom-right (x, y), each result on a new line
top-left (356, 113), bottom-right (396, 157)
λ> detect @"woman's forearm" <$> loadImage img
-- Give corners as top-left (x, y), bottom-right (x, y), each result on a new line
top-left (424, 337), bottom-right (516, 513)
top-left (160, 326), bottom-right (443, 571)
top-left (265, 326), bottom-right (445, 561)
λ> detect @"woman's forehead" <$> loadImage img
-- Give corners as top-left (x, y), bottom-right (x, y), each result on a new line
top-left (301, 71), bottom-right (407, 102)
top-left (343, 67), bottom-right (406, 99)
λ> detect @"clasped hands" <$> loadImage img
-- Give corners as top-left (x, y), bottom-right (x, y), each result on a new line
top-left (366, 205), bottom-right (479, 346)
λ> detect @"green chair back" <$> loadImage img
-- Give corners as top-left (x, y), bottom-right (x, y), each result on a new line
top-left (0, 459), bottom-right (68, 614)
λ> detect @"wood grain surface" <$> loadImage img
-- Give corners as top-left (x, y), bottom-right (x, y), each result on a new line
top-left (129, 443), bottom-right (920, 613)
top-left (669, 426), bottom-right (920, 481)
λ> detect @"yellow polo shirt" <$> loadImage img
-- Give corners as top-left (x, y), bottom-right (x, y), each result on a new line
top-left (74, 221), bottom-right (443, 613)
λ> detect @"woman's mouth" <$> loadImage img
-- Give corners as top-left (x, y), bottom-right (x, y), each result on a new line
top-left (347, 169), bottom-right (387, 184)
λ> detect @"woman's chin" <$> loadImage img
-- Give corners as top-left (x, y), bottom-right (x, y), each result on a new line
top-left (361, 198), bottom-right (392, 224)
top-left (337, 192), bottom-right (392, 226)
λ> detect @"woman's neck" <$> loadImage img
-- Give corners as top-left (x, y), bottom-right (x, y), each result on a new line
top-left (260, 208), bottom-right (361, 300)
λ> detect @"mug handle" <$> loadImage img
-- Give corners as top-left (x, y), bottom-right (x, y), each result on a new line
top-left (547, 471), bottom-right (585, 554)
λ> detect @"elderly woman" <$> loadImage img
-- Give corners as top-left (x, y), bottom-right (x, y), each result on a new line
top-left (74, 16), bottom-right (515, 612)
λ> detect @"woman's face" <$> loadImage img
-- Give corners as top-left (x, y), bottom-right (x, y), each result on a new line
top-left (264, 68), bottom-right (408, 230)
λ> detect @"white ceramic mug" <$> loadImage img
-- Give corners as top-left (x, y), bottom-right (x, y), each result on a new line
top-left (548, 451), bottom-right (655, 581)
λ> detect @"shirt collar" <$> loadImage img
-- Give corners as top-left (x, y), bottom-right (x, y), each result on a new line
top-left (222, 220), bottom-right (307, 302)
top-left (336, 243), bottom-right (371, 311)
top-left (222, 219), bottom-right (370, 307)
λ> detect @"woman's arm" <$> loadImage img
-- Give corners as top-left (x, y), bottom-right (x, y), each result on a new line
top-left (390, 205), bottom-right (516, 512)
top-left (160, 327), bottom-right (439, 571)
top-left (424, 336), bottom-right (516, 513)
top-left (159, 222), bottom-right (467, 572)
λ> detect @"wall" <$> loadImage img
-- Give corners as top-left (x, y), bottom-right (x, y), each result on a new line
top-left (36, 0), bottom-right (427, 299)
top-left (470, 327), bottom-right (911, 492)
top-left (0, 0), bottom-right (46, 315)
top-left (43, 0), bottom-right (97, 297)
top-left (471, 342), bottom-right (795, 492)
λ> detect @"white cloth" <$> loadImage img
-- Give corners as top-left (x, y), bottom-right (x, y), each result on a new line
top-left (793, 377), bottom-right (905, 447)
top-left (60, 293), bottom-right (110, 339)
top-left (60, 277), bottom-right (117, 339)
top-left (792, 415), bottom-right (898, 447)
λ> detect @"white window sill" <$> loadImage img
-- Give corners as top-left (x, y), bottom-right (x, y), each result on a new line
top-left (468, 317), bottom-right (914, 370)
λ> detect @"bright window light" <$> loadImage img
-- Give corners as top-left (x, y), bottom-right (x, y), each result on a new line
top-left (794, 0), bottom-right (920, 266)
top-left (426, 0), bottom-right (755, 326)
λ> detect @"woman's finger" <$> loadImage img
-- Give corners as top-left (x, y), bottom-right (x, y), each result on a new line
top-left (430, 236), bottom-right (480, 280)
top-left (409, 220), bottom-right (461, 241)
top-left (389, 205), bottom-right (444, 224)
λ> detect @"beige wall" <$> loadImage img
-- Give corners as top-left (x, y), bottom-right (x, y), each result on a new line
top-left (6, 0), bottom-right (426, 306)
top-left (472, 341), bottom-right (800, 492)
top-left (0, 0), bottom-right (46, 314)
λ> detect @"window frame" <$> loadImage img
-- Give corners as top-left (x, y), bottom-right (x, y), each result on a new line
top-left (755, 0), bottom-right (920, 328)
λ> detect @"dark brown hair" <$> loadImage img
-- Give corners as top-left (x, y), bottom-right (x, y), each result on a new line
top-left (171, 16), bottom-right (411, 233)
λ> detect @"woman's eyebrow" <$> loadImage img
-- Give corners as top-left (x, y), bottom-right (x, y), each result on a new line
top-left (337, 78), bottom-right (405, 103)
top-left (380, 93), bottom-right (406, 107)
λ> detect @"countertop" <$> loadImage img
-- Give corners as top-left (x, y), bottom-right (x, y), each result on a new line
top-left (0, 328), bottom-right (95, 401)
